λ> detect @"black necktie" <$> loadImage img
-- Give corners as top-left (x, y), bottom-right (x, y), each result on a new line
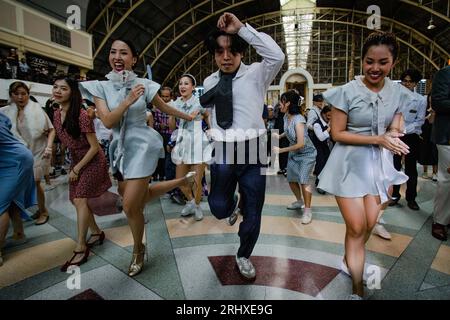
top-left (200, 70), bottom-right (237, 130)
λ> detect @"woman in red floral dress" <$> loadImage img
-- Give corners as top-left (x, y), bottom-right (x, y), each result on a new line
top-left (52, 76), bottom-right (112, 271)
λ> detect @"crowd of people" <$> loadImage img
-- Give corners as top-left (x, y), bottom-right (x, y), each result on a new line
top-left (0, 48), bottom-right (84, 85)
top-left (1, 12), bottom-right (449, 300)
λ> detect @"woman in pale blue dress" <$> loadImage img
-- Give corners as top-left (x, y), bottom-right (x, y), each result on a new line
top-left (79, 39), bottom-right (196, 277)
top-left (0, 113), bottom-right (37, 266)
top-left (169, 74), bottom-right (213, 221)
top-left (273, 90), bottom-right (316, 225)
top-left (317, 32), bottom-right (414, 299)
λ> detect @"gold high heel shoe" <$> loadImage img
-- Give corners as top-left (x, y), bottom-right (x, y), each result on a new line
top-left (128, 244), bottom-right (147, 277)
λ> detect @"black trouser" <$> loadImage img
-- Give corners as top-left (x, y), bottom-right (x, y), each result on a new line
top-left (392, 133), bottom-right (420, 202)
top-left (313, 143), bottom-right (331, 185)
top-left (154, 133), bottom-right (171, 180)
top-left (278, 137), bottom-right (288, 170)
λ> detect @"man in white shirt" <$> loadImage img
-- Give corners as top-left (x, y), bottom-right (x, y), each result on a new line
top-left (202, 13), bottom-right (284, 280)
top-left (390, 69), bottom-right (427, 211)
top-left (306, 94), bottom-right (324, 130)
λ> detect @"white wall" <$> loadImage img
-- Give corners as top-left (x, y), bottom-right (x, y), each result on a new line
top-left (0, 79), bottom-right (52, 106)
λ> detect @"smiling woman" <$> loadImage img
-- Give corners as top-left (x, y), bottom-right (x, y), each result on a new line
top-left (78, 38), bottom-right (199, 277)
top-left (0, 81), bottom-right (55, 226)
top-left (316, 31), bottom-right (418, 300)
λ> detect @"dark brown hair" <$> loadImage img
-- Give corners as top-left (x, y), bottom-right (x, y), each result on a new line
top-left (362, 31), bottom-right (399, 62)
top-left (9, 81), bottom-right (30, 96)
top-left (54, 76), bottom-right (83, 139)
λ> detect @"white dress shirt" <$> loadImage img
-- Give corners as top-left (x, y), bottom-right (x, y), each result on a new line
top-left (313, 116), bottom-right (330, 142)
top-left (203, 23), bottom-right (285, 142)
top-left (306, 105), bottom-right (322, 130)
top-left (403, 91), bottom-right (427, 135)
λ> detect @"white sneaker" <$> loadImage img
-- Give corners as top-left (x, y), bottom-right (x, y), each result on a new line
top-left (181, 200), bottom-right (196, 216)
top-left (347, 294), bottom-right (363, 300)
top-left (372, 223), bottom-right (392, 240)
top-left (432, 174), bottom-right (438, 182)
top-left (287, 200), bottom-right (305, 210)
top-left (235, 255), bottom-right (256, 279)
top-left (301, 208), bottom-right (312, 224)
top-left (340, 258), bottom-right (351, 277)
top-left (340, 257), bottom-right (368, 283)
top-left (194, 205), bottom-right (204, 221)
top-left (227, 193), bottom-right (240, 226)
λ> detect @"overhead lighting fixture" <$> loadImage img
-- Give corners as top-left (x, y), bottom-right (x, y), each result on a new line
top-left (427, 0), bottom-right (436, 30)
top-left (182, 43), bottom-right (189, 48)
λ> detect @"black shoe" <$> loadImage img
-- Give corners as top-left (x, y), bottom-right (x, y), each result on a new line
top-left (388, 197), bottom-right (400, 207)
top-left (317, 188), bottom-right (326, 195)
top-left (407, 200), bottom-right (420, 211)
top-left (60, 168), bottom-right (67, 175)
top-left (431, 223), bottom-right (448, 241)
top-left (277, 169), bottom-right (285, 175)
top-left (171, 193), bottom-right (186, 206)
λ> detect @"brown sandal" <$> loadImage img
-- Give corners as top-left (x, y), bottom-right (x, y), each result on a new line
top-left (61, 248), bottom-right (90, 272)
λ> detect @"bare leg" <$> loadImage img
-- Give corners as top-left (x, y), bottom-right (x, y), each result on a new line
top-left (145, 174), bottom-right (193, 203)
top-left (433, 165), bottom-right (438, 175)
top-left (176, 164), bottom-right (192, 201)
top-left (35, 180), bottom-right (48, 224)
top-left (301, 184), bottom-right (313, 208)
top-left (364, 195), bottom-right (382, 243)
top-left (288, 182), bottom-right (302, 201)
top-left (87, 206), bottom-right (102, 235)
top-left (9, 205), bottom-right (25, 239)
top-left (336, 196), bottom-right (367, 297)
top-left (70, 198), bottom-right (91, 263)
top-left (423, 165), bottom-right (428, 175)
top-left (0, 211), bottom-right (10, 249)
top-left (121, 179), bottom-right (148, 253)
top-left (192, 164), bottom-right (205, 205)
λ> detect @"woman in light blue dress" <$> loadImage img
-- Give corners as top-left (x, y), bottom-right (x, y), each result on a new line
top-left (317, 32), bottom-right (414, 299)
top-left (79, 39), bottom-right (196, 277)
top-left (273, 90), bottom-right (316, 224)
top-left (169, 74), bottom-right (213, 221)
top-left (0, 113), bottom-right (37, 266)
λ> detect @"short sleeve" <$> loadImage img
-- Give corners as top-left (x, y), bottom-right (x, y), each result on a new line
top-left (295, 114), bottom-right (306, 125)
top-left (396, 85), bottom-right (416, 115)
top-left (142, 79), bottom-right (161, 104)
top-left (323, 85), bottom-right (349, 114)
top-left (79, 81), bottom-right (106, 101)
top-left (79, 110), bottom-right (95, 134)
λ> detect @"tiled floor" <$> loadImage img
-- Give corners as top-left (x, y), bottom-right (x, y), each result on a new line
top-left (1, 170), bottom-right (449, 300)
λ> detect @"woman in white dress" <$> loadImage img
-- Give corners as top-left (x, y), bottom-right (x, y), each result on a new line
top-left (318, 32), bottom-right (415, 299)
top-left (79, 39), bottom-right (197, 277)
top-left (169, 74), bottom-right (212, 221)
top-left (0, 82), bottom-right (55, 226)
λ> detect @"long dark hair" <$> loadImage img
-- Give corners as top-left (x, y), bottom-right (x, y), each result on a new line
top-left (280, 90), bottom-right (302, 115)
top-left (54, 76), bottom-right (83, 139)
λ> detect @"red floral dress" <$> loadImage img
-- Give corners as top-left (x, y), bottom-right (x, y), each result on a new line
top-left (54, 109), bottom-right (111, 201)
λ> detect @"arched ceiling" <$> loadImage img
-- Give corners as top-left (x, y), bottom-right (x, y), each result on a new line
top-left (18, 0), bottom-right (450, 85)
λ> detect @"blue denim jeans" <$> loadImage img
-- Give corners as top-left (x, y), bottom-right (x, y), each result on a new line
top-left (208, 139), bottom-right (266, 259)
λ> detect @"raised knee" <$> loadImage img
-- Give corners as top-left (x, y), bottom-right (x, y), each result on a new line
top-left (208, 198), bottom-right (230, 219)
top-left (347, 225), bottom-right (367, 238)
